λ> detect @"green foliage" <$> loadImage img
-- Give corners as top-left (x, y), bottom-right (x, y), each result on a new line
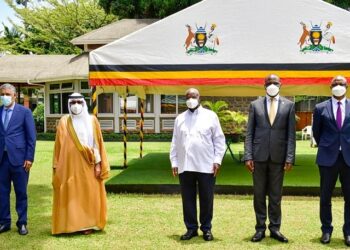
top-left (1, 0), bottom-right (117, 54)
top-left (99, 0), bottom-right (201, 18)
top-left (202, 100), bottom-right (248, 134)
top-left (324, 0), bottom-right (350, 9)
top-left (32, 103), bottom-right (44, 123)
top-left (226, 111), bottom-right (248, 134)
top-left (36, 132), bottom-right (173, 141)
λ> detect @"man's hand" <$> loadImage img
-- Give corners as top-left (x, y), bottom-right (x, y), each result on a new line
top-left (172, 167), bottom-right (178, 177)
top-left (95, 163), bottom-right (101, 178)
top-left (284, 162), bottom-right (293, 172)
top-left (213, 163), bottom-right (220, 177)
top-left (245, 160), bottom-right (254, 173)
top-left (23, 160), bottom-right (32, 172)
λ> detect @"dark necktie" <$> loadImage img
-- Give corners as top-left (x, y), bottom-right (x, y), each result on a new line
top-left (3, 109), bottom-right (10, 130)
top-left (336, 102), bottom-right (342, 130)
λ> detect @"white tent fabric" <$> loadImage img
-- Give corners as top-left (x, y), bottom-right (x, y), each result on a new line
top-left (90, 0), bottom-right (350, 97)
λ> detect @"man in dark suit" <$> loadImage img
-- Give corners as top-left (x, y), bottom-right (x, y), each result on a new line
top-left (0, 83), bottom-right (36, 235)
top-left (312, 75), bottom-right (350, 246)
top-left (244, 74), bottom-right (296, 243)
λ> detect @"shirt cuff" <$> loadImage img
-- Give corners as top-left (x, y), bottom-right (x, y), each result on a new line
top-left (94, 148), bottom-right (101, 164)
top-left (170, 160), bottom-right (178, 168)
top-left (213, 157), bottom-right (222, 165)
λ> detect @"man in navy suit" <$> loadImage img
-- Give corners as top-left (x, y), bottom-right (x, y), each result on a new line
top-left (312, 75), bottom-right (350, 246)
top-left (0, 83), bottom-right (36, 235)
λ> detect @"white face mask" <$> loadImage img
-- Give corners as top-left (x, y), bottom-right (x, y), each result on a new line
top-left (332, 85), bottom-right (347, 97)
top-left (70, 103), bottom-right (83, 115)
top-left (0, 95), bottom-right (12, 107)
top-left (186, 98), bottom-right (199, 109)
top-left (266, 84), bottom-right (280, 97)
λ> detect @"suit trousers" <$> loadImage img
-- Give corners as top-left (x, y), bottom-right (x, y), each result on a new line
top-left (253, 160), bottom-right (284, 232)
top-left (0, 152), bottom-right (29, 227)
top-left (179, 171), bottom-right (215, 232)
top-left (319, 152), bottom-right (350, 235)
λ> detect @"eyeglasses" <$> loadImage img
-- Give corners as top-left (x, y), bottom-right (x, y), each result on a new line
top-left (70, 100), bottom-right (83, 105)
top-left (331, 82), bottom-right (347, 87)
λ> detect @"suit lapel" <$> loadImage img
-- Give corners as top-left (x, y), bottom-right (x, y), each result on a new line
top-left (344, 99), bottom-right (350, 129)
top-left (6, 104), bottom-right (18, 131)
top-left (262, 97), bottom-right (270, 125)
top-left (0, 106), bottom-right (4, 132)
top-left (326, 99), bottom-right (337, 129)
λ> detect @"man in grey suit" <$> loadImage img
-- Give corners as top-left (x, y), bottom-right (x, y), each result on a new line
top-left (244, 74), bottom-right (296, 243)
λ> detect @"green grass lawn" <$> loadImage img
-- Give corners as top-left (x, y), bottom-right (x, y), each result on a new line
top-left (107, 140), bottom-right (326, 187)
top-left (1, 141), bottom-right (348, 249)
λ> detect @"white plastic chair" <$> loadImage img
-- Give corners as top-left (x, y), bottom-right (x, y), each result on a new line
top-left (301, 125), bottom-right (312, 140)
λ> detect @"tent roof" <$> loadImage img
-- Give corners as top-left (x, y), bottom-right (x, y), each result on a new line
top-left (71, 19), bottom-right (159, 46)
top-left (90, 0), bottom-right (350, 97)
top-left (0, 54), bottom-right (88, 83)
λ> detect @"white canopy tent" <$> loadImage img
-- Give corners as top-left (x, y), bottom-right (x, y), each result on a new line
top-left (90, 0), bottom-right (350, 98)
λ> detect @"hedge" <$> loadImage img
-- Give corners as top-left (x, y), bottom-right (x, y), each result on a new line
top-left (36, 132), bottom-right (173, 142)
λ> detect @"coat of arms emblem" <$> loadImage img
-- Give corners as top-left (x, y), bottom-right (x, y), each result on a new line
top-left (184, 23), bottom-right (220, 55)
top-left (298, 21), bottom-right (335, 53)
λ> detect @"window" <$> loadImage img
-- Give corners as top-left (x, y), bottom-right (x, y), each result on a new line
top-left (61, 82), bottom-right (73, 89)
top-left (119, 94), bottom-right (154, 114)
top-left (49, 93), bottom-right (61, 114)
top-left (139, 94), bottom-right (154, 113)
top-left (98, 93), bottom-right (113, 113)
top-left (161, 95), bottom-right (187, 114)
top-left (120, 95), bottom-right (137, 114)
top-left (80, 81), bottom-right (89, 90)
top-left (48, 82), bottom-right (74, 114)
top-left (161, 95), bottom-right (176, 114)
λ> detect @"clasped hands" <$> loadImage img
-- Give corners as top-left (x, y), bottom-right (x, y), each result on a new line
top-left (245, 160), bottom-right (293, 173)
top-left (172, 163), bottom-right (221, 177)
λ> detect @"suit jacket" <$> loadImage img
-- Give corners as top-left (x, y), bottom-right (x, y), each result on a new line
top-left (0, 104), bottom-right (36, 166)
top-left (312, 98), bottom-right (350, 167)
top-left (244, 96), bottom-right (296, 164)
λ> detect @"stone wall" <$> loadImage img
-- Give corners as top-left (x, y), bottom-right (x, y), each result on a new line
top-left (46, 117), bottom-right (61, 132)
top-left (201, 96), bottom-right (258, 113)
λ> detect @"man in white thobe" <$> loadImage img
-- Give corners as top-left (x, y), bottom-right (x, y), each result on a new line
top-left (170, 88), bottom-right (225, 241)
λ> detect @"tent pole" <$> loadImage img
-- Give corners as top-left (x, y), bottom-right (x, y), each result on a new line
top-left (139, 98), bottom-right (144, 158)
top-left (91, 86), bottom-right (97, 117)
top-left (123, 87), bottom-right (128, 168)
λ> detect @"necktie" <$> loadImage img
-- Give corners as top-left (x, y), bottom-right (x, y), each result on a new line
top-left (269, 97), bottom-right (276, 125)
top-left (3, 109), bottom-right (10, 130)
top-left (336, 101), bottom-right (342, 130)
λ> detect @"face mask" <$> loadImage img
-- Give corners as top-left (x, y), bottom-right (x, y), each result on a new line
top-left (266, 84), bottom-right (280, 97)
top-left (186, 98), bottom-right (199, 109)
top-left (0, 96), bottom-right (12, 107)
top-left (70, 103), bottom-right (83, 115)
top-left (332, 85), bottom-right (346, 97)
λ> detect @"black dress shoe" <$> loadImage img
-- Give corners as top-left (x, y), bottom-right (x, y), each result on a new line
top-left (270, 231), bottom-right (288, 243)
top-left (344, 235), bottom-right (350, 246)
top-left (251, 231), bottom-right (265, 242)
top-left (203, 230), bottom-right (214, 241)
top-left (180, 230), bottom-right (198, 240)
top-left (18, 225), bottom-right (28, 235)
top-left (320, 232), bottom-right (331, 244)
top-left (0, 224), bottom-right (10, 233)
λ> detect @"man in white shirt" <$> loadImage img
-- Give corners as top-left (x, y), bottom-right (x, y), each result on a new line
top-left (170, 88), bottom-right (225, 241)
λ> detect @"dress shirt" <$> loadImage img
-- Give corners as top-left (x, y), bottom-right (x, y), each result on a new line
top-left (331, 96), bottom-right (345, 127)
top-left (266, 94), bottom-right (280, 115)
top-left (170, 106), bottom-right (225, 174)
top-left (2, 103), bottom-right (15, 127)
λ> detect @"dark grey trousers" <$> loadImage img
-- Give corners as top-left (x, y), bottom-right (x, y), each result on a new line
top-left (253, 160), bottom-right (284, 232)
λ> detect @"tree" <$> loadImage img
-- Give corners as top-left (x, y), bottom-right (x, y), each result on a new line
top-left (324, 0), bottom-right (350, 9)
top-left (1, 0), bottom-right (117, 54)
top-left (99, 0), bottom-right (201, 18)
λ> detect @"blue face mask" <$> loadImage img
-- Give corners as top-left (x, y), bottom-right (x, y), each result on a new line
top-left (0, 96), bottom-right (12, 107)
